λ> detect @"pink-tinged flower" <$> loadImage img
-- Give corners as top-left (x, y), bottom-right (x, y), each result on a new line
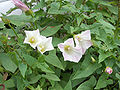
top-left (37, 37), bottom-right (54, 54)
top-left (74, 30), bottom-right (92, 54)
top-left (58, 38), bottom-right (83, 63)
top-left (24, 29), bottom-right (41, 49)
top-left (12, 0), bottom-right (29, 12)
top-left (105, 67), bottom-right (113, 74)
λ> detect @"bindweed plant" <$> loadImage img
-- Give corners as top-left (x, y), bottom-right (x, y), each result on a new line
top-left (0, 0), bottom-right (120, 90)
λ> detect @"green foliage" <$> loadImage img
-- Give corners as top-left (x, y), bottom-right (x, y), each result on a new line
top-left (73, 54), bottom-right (102, 80)
top-left (19, 63), bottom-right (27, 78)
top-left (0, 0), bottom-right (119, 90)
top-left (76, 76), bottom-right (96, 90)
top-left (0, 53), bottom-right (17, 73)
top-left (95, 73), bottom-right (113, 89)
top-left (44, 50), bottom-right (64, 70)
top-left (41, 24), bottom-right (63, 37)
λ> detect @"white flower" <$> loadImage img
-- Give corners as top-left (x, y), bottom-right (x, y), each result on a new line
top-left (37, 37), bottom-right (54, 54)
top-left (74, 30), bottom-right (92, 54)
top-left (24, 29), bottom-right (41, 49)
top-left (58, 38), bottom-right (83, 63)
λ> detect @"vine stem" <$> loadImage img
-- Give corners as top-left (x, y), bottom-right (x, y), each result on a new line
top-left (8, 24), bottom-right (19, 38)
top-left (31, 14), bottom-right (38, 29)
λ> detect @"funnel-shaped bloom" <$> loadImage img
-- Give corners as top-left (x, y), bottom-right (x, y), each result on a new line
top-left (12, 0), bottom-right (29, 12)
top-left (24, 29), bottom-right (41, 49)
top-left (37, 37), bottom-right (54, 54)
top-left (74, 30), bottom-right (92, 54)
top-left (58, 38), bottom-right (83, 63)
top-left (105, 67), bottom-right (113, 74)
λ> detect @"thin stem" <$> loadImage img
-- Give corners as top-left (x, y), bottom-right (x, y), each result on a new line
top-left (8, 24), bottom-right (19, 38)
top-left (31, 14), bottom-right (38, 29)
top-left (111, 82), bottom-right (118, 88)
top-left (14, 50), bottom-right (25, 62)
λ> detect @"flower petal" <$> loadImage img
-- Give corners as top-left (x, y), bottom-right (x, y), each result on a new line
top-left (45, 37), bottom-right (54, 51)
top-left (37, 37), bottom-right (54, 54)
top-left (75, 40), bottom-right (92, 54)
top-left (24, 29), bottom-right (41, 49)
top-left (58, 43), bottom-right (64, 52)
top-left (64, 38), bottom-right (74, 47)
top-left (80, 30), bottom-right (91, 40)
top-left (63, 48), bottom-right (82, 63)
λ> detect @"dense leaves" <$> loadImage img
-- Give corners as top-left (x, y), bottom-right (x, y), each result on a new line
top-left (0, 0), bottom-right (119, 90)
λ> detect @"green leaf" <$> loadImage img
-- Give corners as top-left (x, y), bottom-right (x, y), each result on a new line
top-left (17, 76), bottom-right (24, 90)
top-left (72, 78), bottom-right (85, 88)
top-left (62, 4), bottom-right (78, 13)
top-left (37, 62), bottom-right (54, 73)
top-left (3, 14), bottom-right (32, 26)
top-left (28, 75), bottom-right (41, 84)
top-left (4, 79), bottom-right (15, 88)
top-left (116, 62), bottom-right (120, 68)
top-left (0, 22), bottom-right (4, 28)
top-left (42, 73), bottom-right (60, 81)
top-left (98, 50), bottom-right (112, 63)
top-left (44, 50), bottom-right (64, 70)
top-left (35, 85), bottom-right (42, 90)
top-left (19, 63), bottom-right (27, 78)
top-left (8, 52), bottom-right (19, 66)
top-left (116, 73), bottom-right (120, 79)
top-left (95, 73), bottom-right (113, 89)
top-left (48, 82), bottom-right (63, 90)
top-left (64, 80), bottom-right (72, 90)
top-left (0, 53), bottom-right (17, 73)
top-left (0, 74), bottom-right (3, 83)
top-left (53, 37), bottom-right (63, 47)
top-left (76, 76), bottom-right (96, 90)
top-left (77, 15), bottom-right (84, 26)
top-left (98, 19), bottom-right (115, 30)
top-left (116, 73), bottom-right (120, 88)
top-left (90, 0), bottom-right (112, 6)
top-left (23, 54), bottom-right (37, 67)
top-left (108, 6), bottom-right (118, 15)
top-left (48, 2), bottom-right (64, 14)
top-left (41, 24), bottom-right (62, 37)
top-left (72, 54), bottom-right (102, 80)
top-left (32, 0), bottom-right (45, 10)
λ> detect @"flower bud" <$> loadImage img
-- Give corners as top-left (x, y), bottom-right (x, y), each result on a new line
top-left (91, 56), bottom-right (96, 63)
top-left (105, 67), bottom-right (113, 74)
top-left (12, 0), bottom-right (30, 12)
top-left (25, 9), bottom-right (33, 16)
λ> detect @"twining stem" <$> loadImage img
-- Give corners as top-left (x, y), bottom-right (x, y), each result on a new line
top-left (8, 24), bottom-right (19, 38)
top-left (31, 14), bottom-right (38, 29)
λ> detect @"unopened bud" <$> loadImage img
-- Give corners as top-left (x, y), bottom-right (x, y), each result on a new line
top-left (105, 66), bottom-right (113, 74)
top-left (25, 9), bottom-right (33, 16)
top-left (91, 56), bottom-right (96, 63)
top-left (12, 0), bottom-right (30, 12)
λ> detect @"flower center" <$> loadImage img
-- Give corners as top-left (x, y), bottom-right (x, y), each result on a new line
top-left (64, 45), bottom-right (71, 51)
top-left (76, 36), bottom-right (81, 41)
top-left (29, 37), bottom-right (35, 43)
top-left (39, 45), bottom-right (45, 52)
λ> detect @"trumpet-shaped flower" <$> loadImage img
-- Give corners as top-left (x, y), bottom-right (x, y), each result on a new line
top-left (105, 67), bottom-right (113, 74)
top-left (24, 29), bottom-right (41, 49)
top-left (58, 38), bottom-right (83, 63)
top-left (12, 0), bottom-right (29, 12)
top-left (74, 30), bottom-right (92, 54)
top-left (37, 37), bottom-right (54, 54)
